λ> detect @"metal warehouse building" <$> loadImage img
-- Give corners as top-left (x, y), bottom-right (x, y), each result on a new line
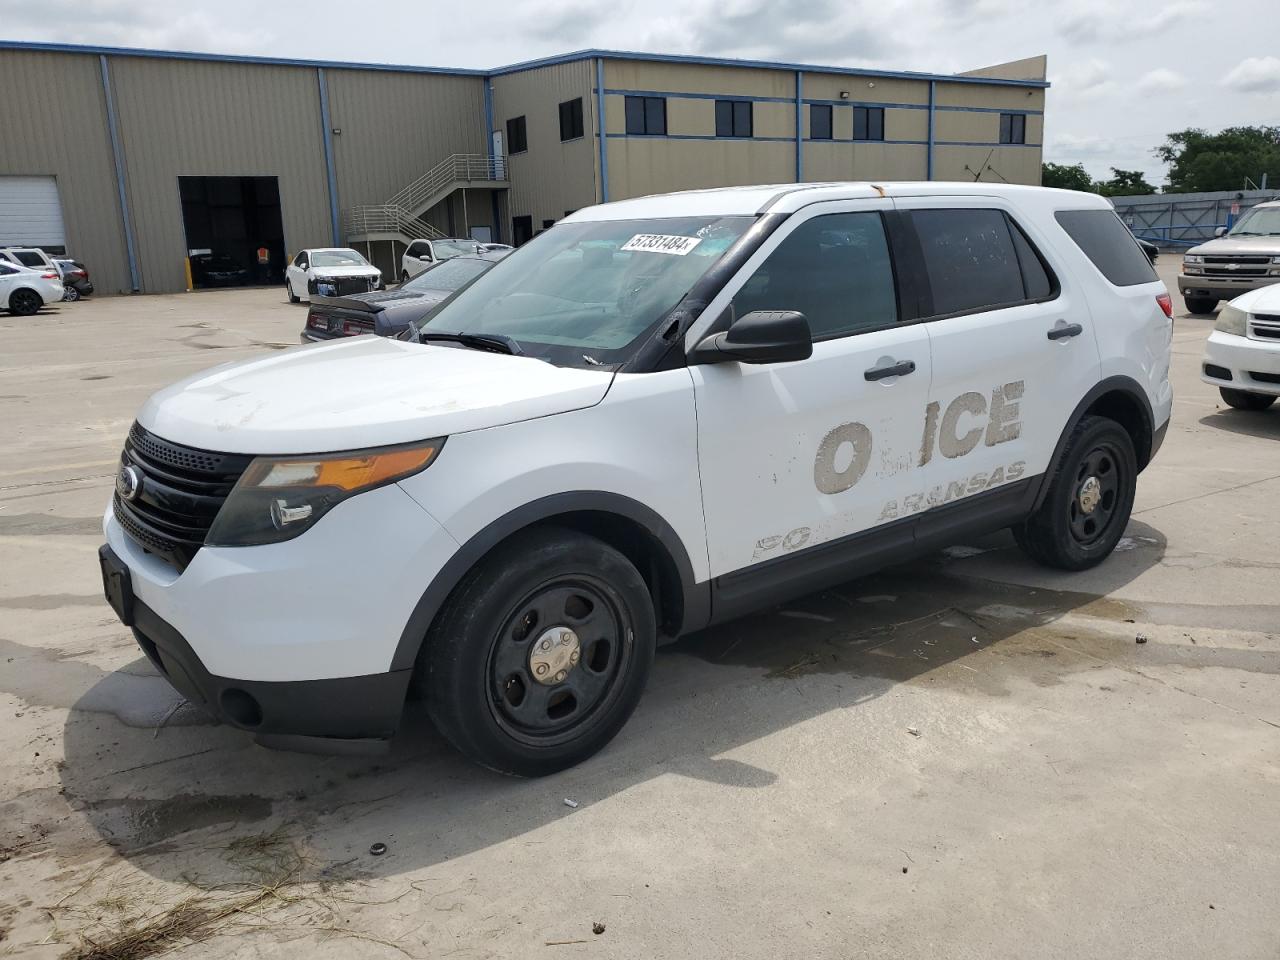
top-left (0, 41), bottom-right (1047, 295)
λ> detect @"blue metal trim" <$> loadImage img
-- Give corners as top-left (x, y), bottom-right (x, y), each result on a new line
top-left (483, 77), bottom-right (495, 160)
top-left (802, 98), bottom-right (929, 110)
top-left (794, 71), bottom-right (803, 183)
top-left (927, 80), bottom-right (935, 180)
top-left (804, 138), bottom-right (928, 146)
top-left (98, 54), bottom-right (139, 292)
top-left (603, 87), bottom-right (794, 104)
top-left (938, 140), bottom-right (1042, 148)
top-left (604, 133), bottom-right (796, 142)
top-left (934, 105), bottom-right (1042, 115)
top-left (316, 68), bottom-right (341, 246)
top-left (595, 58), bottom-right (609, 203)
top-left (0, 40), bottom-right (1050, 89)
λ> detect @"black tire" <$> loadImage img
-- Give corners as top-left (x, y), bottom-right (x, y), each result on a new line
top-left (287, 281), bottom-right (299, 304)
top-left (1013, 415), bottom-right (1137, 571)
top-left (421, 527), bottom-right (656, 776)
top-left (1219, 387), bottom-right (1276, 411)
top-left (8, 288), bottom-right (42, 316)
top-left (62, 285), bottom-right (80, 302)
top-left (1183, 296), bottom-right (1217, 315)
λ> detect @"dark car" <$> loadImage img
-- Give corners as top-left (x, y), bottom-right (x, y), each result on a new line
top-left (190, 253), bottom-right (251, 287)
top-left (54, 258), bottom-right (94, 300)
top-left (1136, 237), bottom-right (1158, 265)
top-left (301, 252), bottom-right (507, 342)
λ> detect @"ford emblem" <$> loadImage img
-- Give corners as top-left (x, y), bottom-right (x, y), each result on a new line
top-left (116, 464), bottom-right (142, 501)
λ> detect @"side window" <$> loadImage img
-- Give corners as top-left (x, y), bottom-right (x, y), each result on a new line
top-left (1054, 209), bottom-right (1159, 286)
top-left (731, 212), bottom-right (897, 340)
top-left (624, 96), bottom-right (666, 135)
top-left (910, 208), bottom-right (1027, 316)
top-left (506, 115), bottom-right (528, 154)
top-left (715, 100), bottom-right (753, 138)
top-left (0, 263), bottom-right (16, 275)
top-left (558, 98), bottom-right (584, 141)
top-left (810, 104), bottom-right (833, 140)
top-left (853, 106), bottom-right (885, 142)
top-left (999, 113), bottom-right (1026, 145)
top-left (1008, 218), bottom-right (1055, 300)
top-left (294, 252), bottom-right (308, 269)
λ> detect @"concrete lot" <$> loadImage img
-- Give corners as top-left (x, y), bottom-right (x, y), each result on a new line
top-left (1, 262), bottom-right (1278, 959)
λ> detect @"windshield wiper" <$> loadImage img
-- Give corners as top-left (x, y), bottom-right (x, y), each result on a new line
top-left (418, 331), bottom-right (523, 355)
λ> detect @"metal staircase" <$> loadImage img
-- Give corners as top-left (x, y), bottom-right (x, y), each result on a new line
top-left (343, 154), bottom-right (508, 245)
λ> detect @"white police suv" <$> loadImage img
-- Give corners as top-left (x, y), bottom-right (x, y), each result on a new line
top-left (101, 182), bottom-right (1173, 775)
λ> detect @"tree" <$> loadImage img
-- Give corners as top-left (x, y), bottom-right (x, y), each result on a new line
top-left (1155, 126), bottom-right (1280, 193)
top-left (1095, 168), bottom-right (1157, 197)
top-left (1041, 162), bottom-right (1095, 192)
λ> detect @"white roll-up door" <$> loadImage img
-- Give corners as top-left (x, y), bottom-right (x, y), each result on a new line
top-left (0, 176), bottom-right (67, 250)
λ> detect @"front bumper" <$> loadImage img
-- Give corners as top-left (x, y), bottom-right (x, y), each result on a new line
top-left (1201, 330), bottom-right (1280, 396)
top-left (1178, 273), bottom-right (1279, 300)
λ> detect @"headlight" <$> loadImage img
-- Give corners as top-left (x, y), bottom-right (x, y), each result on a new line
top-left (206, 440), bottom-right (443, 546)
top-left (1214, 304), bottom-right (1248, 337)
top-left (1272, 256), bottom-right (1280, 265)
top-left (1183, 254), bottom-right (1204, 265)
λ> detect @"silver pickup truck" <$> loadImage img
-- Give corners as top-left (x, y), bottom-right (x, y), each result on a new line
top-left (1179, 199), bottom-right (1280, 314)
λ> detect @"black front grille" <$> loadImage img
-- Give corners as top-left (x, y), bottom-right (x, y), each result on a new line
top-left (113, 423), bottom-right (253, 571)
top-left (1202, 255), bottom-right (1271, 278)
top-left (313, 276), bottom-right (376, 296)
top-left (1251, 371), bottom-right (1280, 385)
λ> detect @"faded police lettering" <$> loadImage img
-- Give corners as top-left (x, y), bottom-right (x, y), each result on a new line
top-left (620, 234), bottom-right (703, 256)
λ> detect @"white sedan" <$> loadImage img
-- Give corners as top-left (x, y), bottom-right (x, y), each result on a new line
top-left (285, 248), bottom-right (382, 303)
top-left (0, 260), bottom-right (65, 315)
top-left (1201, 284), bottom-right (1280, 411)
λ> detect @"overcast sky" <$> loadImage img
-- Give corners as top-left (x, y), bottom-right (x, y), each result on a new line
top-left (7, 0), bottom-right (1280, 186)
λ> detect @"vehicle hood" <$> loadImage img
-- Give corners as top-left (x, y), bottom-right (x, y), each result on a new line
top-left (137, 336), bottom-right (615, 455)
top-left (310, 264), bottom-right (381, 277)
top-left (1228, 284), bottom-right (1280, 314)
top-left (312, 288), bottom-right (428, 312)
top-left (1188, 235), bottom-right (1280, 256)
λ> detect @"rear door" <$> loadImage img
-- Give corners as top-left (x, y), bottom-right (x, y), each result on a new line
top-left (897, 198), bottom-right (1100, 529)
top-left (691, 199), bottom-right (932, 601)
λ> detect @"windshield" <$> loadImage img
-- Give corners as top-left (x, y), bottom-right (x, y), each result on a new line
top-left (403, 257), bottom-right (492, 292)
top-left (415, 216), bottom-right (754, 366)
top-left (311, 249), bottom-right (368, 267)
top-left (433, 240), bottom-right (481, 259)
top-left (1228, 207), bottom-right (1280, 237)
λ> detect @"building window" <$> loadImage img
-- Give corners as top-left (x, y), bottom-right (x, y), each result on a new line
top-left (810, 104), bottom-right (833, 140)
top-left (512, 215), bottom-right (533, 246)
top-left (999, 113), bottom-right (1026, 144)
top-left (624, 96), bottom-right (666, 135)
top-left (853, 106), bottom-right (884, 142)
top-left (506, 115), bottom-right (528, 154)
top-left (715, 100), bottom-right (753, 138)
top-left (559, 98), bottom-right (584, 142)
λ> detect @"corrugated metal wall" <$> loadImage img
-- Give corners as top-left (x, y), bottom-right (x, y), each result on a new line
top-left (107, 56), bottom-right (333, 293)
top-left (0, 50), bottom-right (132, 293)
top-left (491, 60), bottom-right (598, 235)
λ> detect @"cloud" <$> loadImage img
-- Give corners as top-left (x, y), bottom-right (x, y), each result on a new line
top-left (6, 0), bottom-right (271, 54)
top-left (1052, 58), bottom-right (1117, 100)
top-left (1136, 68), bottom-right (1187, 94)
top-left (683, 0), bottom-right (900, 64)
top-left (1048, 132), bottom-right (1113, 157)
top-left (1059, 0), bottom-right (1206, 44)
top-left (1223, 56), bottom-right (1280, 94)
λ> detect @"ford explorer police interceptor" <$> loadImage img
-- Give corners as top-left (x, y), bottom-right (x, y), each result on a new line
top-left (100, 182), bottom-right (1173, 775)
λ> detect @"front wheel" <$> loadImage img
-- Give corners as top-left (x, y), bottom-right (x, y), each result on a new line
top-left (8, 289), bottom-right (42, 316)
top-left (1013, 416), bottom-right (1137, 571)
top-left (286, 281), bottom-right (299, 303)
top-left (420, 527), bottom-right (656, 776)
top-left (63, 284), bottom-right (80, 302)
top-left (1183, 296), bottom-right (1217, 315)
top-left (1220, 387), bottom-right (1276, 411)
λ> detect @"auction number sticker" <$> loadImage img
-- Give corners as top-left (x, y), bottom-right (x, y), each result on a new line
top-left (620, 234), bottom-right (702, 256)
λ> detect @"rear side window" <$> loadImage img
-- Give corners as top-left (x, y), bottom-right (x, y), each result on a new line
top-left (732, 211), bottom-right (898, 339)
top-left (15, 251), bottom-right (45, 267)
top-left (910, 209), bottom-right (1028, 316)
top-left (1055, 209), bottom-right (1158, 286)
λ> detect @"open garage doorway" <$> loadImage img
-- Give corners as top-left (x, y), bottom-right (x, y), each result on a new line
top-left (178, 176), bottom-right (285, 289)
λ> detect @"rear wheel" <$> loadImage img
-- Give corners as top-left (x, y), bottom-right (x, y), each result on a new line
top-left (8, 289), bottom-right (42, 316)
top-left (286, 281), bottom-right (299, 303)
top-left (421, 527), bottom-right (656, 776)
top-left (1013, 416), bottom-right (1136, 571)
top-left (62, 284), bottom-right (80, 302)
top-left (1220, 387), bottom-right (1276, 411)
top-left (1183, 296), bottom-right (1217, 315)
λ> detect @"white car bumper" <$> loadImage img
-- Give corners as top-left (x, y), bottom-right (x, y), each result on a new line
top-left (1201, 330), bottom-right (1280, 396)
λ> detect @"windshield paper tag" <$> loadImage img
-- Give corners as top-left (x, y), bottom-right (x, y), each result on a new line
top-left (621, 234), bottom-right (702, 256)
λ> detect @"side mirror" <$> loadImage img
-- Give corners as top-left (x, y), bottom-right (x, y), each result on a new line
top-left (1215, 226), bottom-right (1227, 238)
top-left (690, 310), bottom-right (813, 365)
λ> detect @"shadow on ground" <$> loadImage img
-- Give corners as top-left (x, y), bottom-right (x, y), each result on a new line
top-left (40, 523), bottom-right (1175, 884)
top-left (1199, 408), bottom-right (1280, 441)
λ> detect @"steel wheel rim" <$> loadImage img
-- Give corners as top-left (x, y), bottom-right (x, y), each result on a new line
top-left (486, 576), bottom-right (630, 746)
top-left (1068, 441), bottom-right (1123, 546)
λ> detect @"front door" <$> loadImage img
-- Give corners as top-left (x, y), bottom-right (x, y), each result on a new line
top-left (690, 200), bottom-right (933, 599)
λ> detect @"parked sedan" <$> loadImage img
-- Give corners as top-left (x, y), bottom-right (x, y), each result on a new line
top-left (302, 252), bottom-right (506, 342)
top-left (0, 261), bottom-right (65, 315)
top-left (286, 248), bottom-right (382, 303)
top-left (190, 253), bottom-right (250, 288)
top-left (400, 238), bottom-right (484, 282)
top-left (53, 258), bottom-right (94, 300)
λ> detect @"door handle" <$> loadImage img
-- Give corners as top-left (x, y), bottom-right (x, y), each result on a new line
top-left (864, 359), bottom-right (916, 381)
top-left (1047, 322), bottom-right (1083, 341)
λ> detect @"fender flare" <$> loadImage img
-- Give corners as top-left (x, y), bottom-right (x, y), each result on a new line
top-left (390, 491), bottom-right (706, 672)
top-left (1033, 374), bottom-right (1155, 511)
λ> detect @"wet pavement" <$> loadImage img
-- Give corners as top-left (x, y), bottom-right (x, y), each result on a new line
top-left (1, 272), bottom-right (1278, 959)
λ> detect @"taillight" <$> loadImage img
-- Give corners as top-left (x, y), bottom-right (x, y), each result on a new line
top-left (342, 320), bottom-right (372, 336)
top-left (1156, 293), bottom-right (1173, 318)
top-left (41, 272), bottom-right (58, 279)
top-left (306, 311), bottom-right (327, 330)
